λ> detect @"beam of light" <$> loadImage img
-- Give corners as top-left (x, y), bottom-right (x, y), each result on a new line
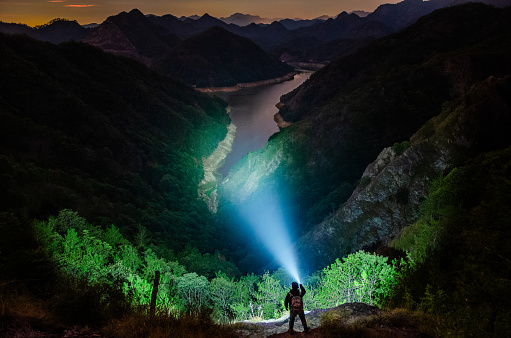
top-left (238, 186), bottom-right (301, 284)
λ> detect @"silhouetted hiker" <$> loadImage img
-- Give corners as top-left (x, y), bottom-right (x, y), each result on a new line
top-left (285, 282), bottom-right (310, 334)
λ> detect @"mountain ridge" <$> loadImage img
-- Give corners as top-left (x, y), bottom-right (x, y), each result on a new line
top-left (218, 3), bottom-right (511, 272)
top-left (151, 25), bottom-right (294, 88)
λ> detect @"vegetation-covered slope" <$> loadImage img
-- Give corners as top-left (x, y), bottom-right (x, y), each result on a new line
top-left (386, 145), bottom-right (511, 336)
top-left (0, 32), bottom-right (229, 252)
top-left (219, 3), bottom-right (511, 272)
top-left (82, 9), bottom-right (181, 67)
top-left (152, 26), bottom-right (294, 88)
top-left (298, 74), bottom-right (511, 269)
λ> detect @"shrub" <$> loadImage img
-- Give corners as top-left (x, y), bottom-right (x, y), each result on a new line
top-left (317, 251), bottom-right (397, 307)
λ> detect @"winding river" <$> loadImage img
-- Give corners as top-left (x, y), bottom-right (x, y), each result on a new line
top-left (216, 71), bottom-right (312, 176)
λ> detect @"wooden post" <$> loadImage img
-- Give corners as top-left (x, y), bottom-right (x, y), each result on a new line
top-left (150, 270), bottom-right (160, 318)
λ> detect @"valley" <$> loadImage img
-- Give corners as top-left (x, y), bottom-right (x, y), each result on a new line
top-left (1, 0), bottom-right (511, 336)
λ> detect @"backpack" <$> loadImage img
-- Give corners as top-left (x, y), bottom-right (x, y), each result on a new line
top-left (289, 292), bottom-right (303, 314)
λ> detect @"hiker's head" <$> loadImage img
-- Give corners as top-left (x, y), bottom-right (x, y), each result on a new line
top-left (292, 282), bottom-right (299, 289)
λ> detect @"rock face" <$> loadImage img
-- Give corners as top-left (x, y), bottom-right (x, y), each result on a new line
top-left (198, 122), bottom-right (236, 212)
top-left (297, 75), bottom-right (511, 270)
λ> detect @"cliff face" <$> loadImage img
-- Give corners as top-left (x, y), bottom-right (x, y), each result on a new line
top-left (298, 75), bottom-right (511, 270)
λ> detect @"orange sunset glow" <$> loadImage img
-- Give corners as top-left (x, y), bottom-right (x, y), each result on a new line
top-left (0, 0), bottom-right (400, 26)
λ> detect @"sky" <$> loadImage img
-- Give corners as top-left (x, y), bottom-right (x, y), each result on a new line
top-left (0, 0), bottom-right (400, 27)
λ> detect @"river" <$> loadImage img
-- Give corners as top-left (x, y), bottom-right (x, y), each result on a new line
top-left (216, 71), bottom-right (312, 176)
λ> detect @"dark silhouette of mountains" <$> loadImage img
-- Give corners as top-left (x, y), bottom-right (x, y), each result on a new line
top-left (151, 26), bottom-right (293, 87)
top-left (82, 10), bottom-right (292, 87)
top-left (366, 0), bottom-right (510, 30)
top-left (0, 18), bottom-right (89, 44)
top-left (149, 13), bottom-right (229, 38)
top-left (1, 0), bottom-right (507, 72)
top-left (146, 0), bottom-right (508, 62)
top-left (82, 9), bottom-right (181, 66)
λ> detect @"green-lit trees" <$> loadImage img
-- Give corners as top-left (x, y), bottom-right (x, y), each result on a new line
top-left (318, 251), bottom-right (397, 307)
top-left (209, 272), bottom-right (236, 323)
top-left (34, 209), bottom-right (403, 325)
top-left (176, 272), bottom-right (209, 315)
top-left (255, 271), bottom-right (286, 320)
top-left (231, 273), bottom-right (259, 320)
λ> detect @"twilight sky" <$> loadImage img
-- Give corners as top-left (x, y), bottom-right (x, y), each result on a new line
top-left (0, 0), bottom-right (400, 27)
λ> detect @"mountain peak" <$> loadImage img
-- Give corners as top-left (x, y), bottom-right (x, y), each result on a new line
top-left (128, 8), bottom-right (144, 16)
top-left (336, 11), bottom-right (350, 19)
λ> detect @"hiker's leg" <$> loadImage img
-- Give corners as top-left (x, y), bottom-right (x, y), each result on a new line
top-left (289, 312), bottom-right (296, 332)
top-left (299, 311), bottom-right (309, 331)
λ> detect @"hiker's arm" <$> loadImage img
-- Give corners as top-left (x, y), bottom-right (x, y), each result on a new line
top-left (284, 293), bottom-right (290, 310)
top-left (300, 284), bottom-right (306, 296)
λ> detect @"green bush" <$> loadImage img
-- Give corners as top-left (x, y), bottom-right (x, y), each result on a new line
top-left (392, 141), bottom-right (411, 156)
top-left (317, 251), bottom-right (397, 307)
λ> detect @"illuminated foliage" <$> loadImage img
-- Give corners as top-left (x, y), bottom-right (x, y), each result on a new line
top-left (387, 147), bottom-right (511, 335)
top-left (176, 273), bottom-right (209, 315)
top-left (34, 209), bottom-right (403, 325)
top-left (255, 272), bottom-right (286, 320)
top-left (318, 251), bottom-right (397, 307)
top-left (209, 273), bottom-right (236, 323)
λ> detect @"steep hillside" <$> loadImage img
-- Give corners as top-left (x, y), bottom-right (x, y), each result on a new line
top-left (367, 0), bottom-right (508, 30)
top-left (0, 33), bottom-right (229, 252)
top-left (385, 144), bottom-right (511, 336)
top-left (152, 26), bottom-right (294, 88)
top-left (218, 4), bottom-right (511, 272)
top-left (299, 75), bottom-right (511, 269)
top-left (82, 9), bottom-right (181, 66)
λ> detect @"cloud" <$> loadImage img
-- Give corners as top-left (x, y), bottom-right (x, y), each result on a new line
top-left (65, 4), bottom-right (98, 7)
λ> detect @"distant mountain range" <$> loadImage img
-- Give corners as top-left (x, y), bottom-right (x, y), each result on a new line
top-left (0, 0), bottom-right (508, 86)
top-left (0, 18), bottom-right (89, 44)
top-left (82, 9), bottom-right (293, 87)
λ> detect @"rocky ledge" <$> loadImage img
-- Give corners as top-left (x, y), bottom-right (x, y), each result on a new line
top-left (235, 303), bottom-right (378, 337)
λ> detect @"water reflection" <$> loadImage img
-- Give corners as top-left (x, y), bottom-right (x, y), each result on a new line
top-left (217, 71), bottom-right (312, 176)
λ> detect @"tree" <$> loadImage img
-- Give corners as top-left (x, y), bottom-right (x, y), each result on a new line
top-left (255, 271), bottom-right (286, 319)
top-left (210, 272), bottom-right (236, 323)
top-left (319, 251), bottom-right (396, 306)
top-left (176, 272), bottom-right (209, 315)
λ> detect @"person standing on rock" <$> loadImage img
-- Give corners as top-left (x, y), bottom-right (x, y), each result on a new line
top-left (285, 282), bottom-right (310, 334)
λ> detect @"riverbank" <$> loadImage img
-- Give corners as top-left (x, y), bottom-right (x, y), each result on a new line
top-left (274, 111), bottom-right (292, 129)
top-left (196, 72), bottom-right (298, 93)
